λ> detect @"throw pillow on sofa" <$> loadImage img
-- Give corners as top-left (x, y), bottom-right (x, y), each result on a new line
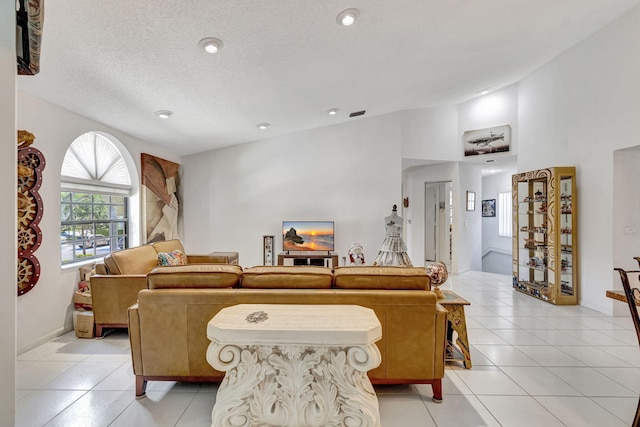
top-left (157, 250), bottom-right (188, 266)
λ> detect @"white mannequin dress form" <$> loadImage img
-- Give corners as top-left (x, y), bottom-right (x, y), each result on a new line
top-left (372, 204), bottom-right (412, 267)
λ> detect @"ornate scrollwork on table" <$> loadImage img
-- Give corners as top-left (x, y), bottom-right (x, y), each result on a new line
top-left (207, 342), bottom-right (381, 427)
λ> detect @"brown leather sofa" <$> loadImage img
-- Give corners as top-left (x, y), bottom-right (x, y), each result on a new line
top-left (90, 239), bottom-right (238, 337)
top-left (128, 265), bottom-right (448, 401)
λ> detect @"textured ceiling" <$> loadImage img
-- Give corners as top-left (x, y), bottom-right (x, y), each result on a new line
top-left (17, 0), bottom-right (639, 156)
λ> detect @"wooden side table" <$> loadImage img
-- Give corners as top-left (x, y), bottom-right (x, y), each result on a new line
top-left (207, 304), bottom-right (382, 427)
top-left (439, 290), bottom-right (472, 368)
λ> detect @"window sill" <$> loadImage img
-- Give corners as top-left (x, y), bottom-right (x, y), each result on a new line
top-left (61, 258), bottom-right (103, 271)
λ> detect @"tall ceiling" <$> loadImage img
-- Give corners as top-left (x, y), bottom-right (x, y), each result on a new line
top-left (17, 0), bottom-right (639, 156)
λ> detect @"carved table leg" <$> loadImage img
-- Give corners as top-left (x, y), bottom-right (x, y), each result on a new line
top-left (446, 305), bottom-right (472, 369)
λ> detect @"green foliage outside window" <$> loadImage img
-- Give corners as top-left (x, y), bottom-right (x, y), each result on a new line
top-left (61, 192), bottom-right (128, 265)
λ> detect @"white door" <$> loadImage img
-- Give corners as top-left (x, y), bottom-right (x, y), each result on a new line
top-left (424, 181), bottom-right (452, 270)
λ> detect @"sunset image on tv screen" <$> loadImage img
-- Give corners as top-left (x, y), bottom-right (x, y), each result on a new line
top-left (282, 221), bottom-right (334, 251)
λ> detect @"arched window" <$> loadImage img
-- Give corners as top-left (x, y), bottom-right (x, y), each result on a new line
top-left (60, 132), bottom-right (132, 265)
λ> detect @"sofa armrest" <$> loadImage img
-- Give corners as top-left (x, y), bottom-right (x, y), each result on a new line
top-left (90, 275), bottom-right (148, 325)
top-left (128, 303), bottom-right (143, 375)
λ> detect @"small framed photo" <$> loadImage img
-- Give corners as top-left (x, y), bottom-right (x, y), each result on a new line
top-left (466, 191), bottom-right (476, 211)
top-left (482, 199), bottom-right (496, 217)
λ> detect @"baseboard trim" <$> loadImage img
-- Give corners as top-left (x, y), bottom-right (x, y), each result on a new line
top-left (18, 326), bottom-right (70, 355)
top-left (482, 247), bottom-right (511, 258)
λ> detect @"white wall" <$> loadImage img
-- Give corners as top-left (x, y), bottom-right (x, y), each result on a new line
top-left (518, 7), bottom-right (640, 313)
top-left (613, 148), bottom-right (640, 272)
top-left (401, 105), bottom-right (458, 161)
top-left (403, 161), bottom-right (482, 274)
top-left (403, 163), bottom-right (462, 272)
top-left (613, 147), bottom-right (640, 315)
top-left (458, 84), bottom-right (519, 158)
top-left (482, 169), bottom-right (516, 274)
top-left (457, 163), bottom-right (484, 272)
top-left (16, 92), bottom-right (181, 352)
top-left (182, 114), bottom-right (403, 267)
top-left (1, 0), bottom-right (16, 423)
top-left (401, 85), bottom-right (519, 274)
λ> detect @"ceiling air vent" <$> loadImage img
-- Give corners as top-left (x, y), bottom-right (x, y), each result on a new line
top-left (349, 110), bottom-right (366, 118)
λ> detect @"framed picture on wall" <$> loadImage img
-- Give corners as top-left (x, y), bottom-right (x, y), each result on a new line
top-left (482, 199), bottom-right (496, 217)
top-left (263, 235), bottom-right (274, 265)
top-left (466, 191), bottom-right (476, 211)
top-left (463, 124), bottom-right (511, 157)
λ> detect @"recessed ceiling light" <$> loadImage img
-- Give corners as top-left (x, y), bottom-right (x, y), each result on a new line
top-left (327, 108), bottom-right (339, 115)
top-left (198, 37), bottom-right (223, 54)
top-left (155, 110), bottom-right (173, 119)
top-left (337, 8), bottom-right (359, 26)
top-left (257, 122), bottom-right (270, 130)
top-left (480, 89), bottom-right (490, 95)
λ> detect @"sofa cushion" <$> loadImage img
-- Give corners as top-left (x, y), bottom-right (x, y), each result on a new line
top-left (333, 266), bottom-right (430, 290)
top-left (151, 239), bottom-right (186, 254)
top-left (106, 245), bottom-right (159, 275)
top-left (241, 266), bottom-right (333, 289)
top-left (147, 264), bottom-right (243, 289)
top-left (157, 250), bottom-right (188, 266)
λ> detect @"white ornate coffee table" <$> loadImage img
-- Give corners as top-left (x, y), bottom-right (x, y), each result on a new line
top-left (206, 304), bottom-right (382, 427)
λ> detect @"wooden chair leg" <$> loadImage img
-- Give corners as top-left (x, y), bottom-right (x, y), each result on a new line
top-left (432, 379), bottom-right (443, 403)
top-left (614, 269), bottom-right (640, 347)
top-left (135, 375), bottom-right (147, 398)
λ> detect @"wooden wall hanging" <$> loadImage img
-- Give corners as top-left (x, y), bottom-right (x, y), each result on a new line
top-left (17, 130), bottom-right (45, 296)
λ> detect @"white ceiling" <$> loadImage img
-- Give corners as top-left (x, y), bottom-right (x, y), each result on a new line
top-left (18, 0), bottom-right (638, 156)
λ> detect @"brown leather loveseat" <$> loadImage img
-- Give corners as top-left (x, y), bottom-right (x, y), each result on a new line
top-left (128, 265), bottom-right (448, 401)
top-left (90, 239), bottom-right (238, 337)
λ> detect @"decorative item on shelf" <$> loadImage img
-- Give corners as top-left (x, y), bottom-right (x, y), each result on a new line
top-left (403, 197), bottom-right (409, 208)
top-left (535, 202), bottom-right (548, 214)
top-left (348, 243), bottom-right (365, 266)
top-left (372, 205), bottom-right (412, 267)
top-left (425, 261), bottom-right (448, 299)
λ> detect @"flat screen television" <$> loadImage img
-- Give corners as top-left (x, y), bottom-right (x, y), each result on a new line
top-left (282, 221), bottom-right (334, 252)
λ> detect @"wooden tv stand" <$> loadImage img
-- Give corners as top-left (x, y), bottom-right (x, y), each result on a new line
top-left (277, 252), bottom-right (339, 268)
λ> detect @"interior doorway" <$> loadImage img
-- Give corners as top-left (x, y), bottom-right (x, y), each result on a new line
top-left (424, 181), bottom-right (452, 270)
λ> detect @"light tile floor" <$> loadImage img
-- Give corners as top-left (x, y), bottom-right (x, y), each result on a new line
top-left (15, 271), bottom-right (640, 426)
